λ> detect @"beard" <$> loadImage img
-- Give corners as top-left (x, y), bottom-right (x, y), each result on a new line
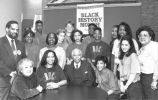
top-left (8, 33), bottom-right (18, 39)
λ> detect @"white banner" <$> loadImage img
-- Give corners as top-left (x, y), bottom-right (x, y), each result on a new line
top-left (76, 3), bottom-right (104, 36)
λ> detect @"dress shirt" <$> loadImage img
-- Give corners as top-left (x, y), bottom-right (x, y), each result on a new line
top-left (74, 62), bottom-right (81, 69)
top-left (138, 41), bottom-right (158, 80)
top-left (6, 35), bottom-right (17, 50)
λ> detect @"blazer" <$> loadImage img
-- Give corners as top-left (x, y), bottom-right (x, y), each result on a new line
top-left (64, 60), bottom-right (95, 86)
top-left (0, 36), bottom-right (26, 87)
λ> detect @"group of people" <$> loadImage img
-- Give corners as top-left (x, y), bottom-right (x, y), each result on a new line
top-left (0, 20), bottom-right (158, 100)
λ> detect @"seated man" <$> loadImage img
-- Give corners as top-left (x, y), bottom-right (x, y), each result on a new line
top-left (64, 48), bottom-right (95, 87)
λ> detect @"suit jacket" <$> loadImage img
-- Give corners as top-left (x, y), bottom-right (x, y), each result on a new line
top-left (64, 60), bottom-right (95, 87)
top-left (0, 36), bottom-right (26, 87)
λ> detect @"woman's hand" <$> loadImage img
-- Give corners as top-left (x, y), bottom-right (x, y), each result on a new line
top-left (46, 82), bottom-right (60, 89)
top-left (36, 85), bottom-right (43, 92)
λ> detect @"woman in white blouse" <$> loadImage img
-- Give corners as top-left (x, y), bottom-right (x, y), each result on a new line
top-left (39, 32), bottom-right (66, 70)
top-left (136, 26), bottom-right (158, 99)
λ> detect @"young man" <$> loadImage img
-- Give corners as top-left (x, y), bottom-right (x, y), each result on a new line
top-left (83, 23), bottom-right (97, 44)
top-left (85, 27), bottom-right (111, 68)
top-left (34, 20), bottom-right (47, 48)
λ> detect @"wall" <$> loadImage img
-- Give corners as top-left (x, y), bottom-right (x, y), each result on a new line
top-left (0, 0), bottom-right (22, 37)
top-left (138, 0), bottom-right (158, 41)
top-left (43, 3), bottom-right (141, 44)
top-left (23, 0), bottom-right (42, 19)
top-left (111, 0), bottom-right (158, 41)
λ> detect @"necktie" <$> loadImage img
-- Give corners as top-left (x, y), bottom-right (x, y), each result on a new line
top-left (76, 64), bottom-right (78, 69)
top-left (11, 39), bottom-right (16, 51)
top-left (11, 39), bottom-right (17, 59)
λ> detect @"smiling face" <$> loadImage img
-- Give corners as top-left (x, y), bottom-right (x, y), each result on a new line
top-left (138, 30), bottom-right (151, 46)
top-left (65, 23), bottom-right (74, 34)
top-left (6, 23), bottom-right (19, 39)
top-left (74, 31), bottom-right (82, 43)
top-left (20, 61), bottom-right (33, 77)
top-left (72, 49), bottom-right (82, 63)
top-left (97, 60), bottom-right (106, 71)
top-left (112, 27), bottom-right (118, 39)
top-left (121, 40), bottom-right (130, 53)
top-left (58, 32), bottom-right (65, 43)
top-left (48, 33), bottom-right (56, 46)
top-left (36, 23), bottom-right (43, 34)
top-left (119, 25), bottom-right (126, 37)
top-left (46, 52), bottom-right (55, 65)
top-left (93, 30), bottom-right (102, 41)
top-left (25, 33), bottom-right (33, 43)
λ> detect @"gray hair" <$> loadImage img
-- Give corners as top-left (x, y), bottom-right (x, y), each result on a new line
top-left (71, 48), bottom-right (82, 57)
top-left (17, 58), bottom-right (34, 74)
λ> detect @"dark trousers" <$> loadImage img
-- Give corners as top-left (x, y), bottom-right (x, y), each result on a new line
top-left (140, 73), bottom-right (158, 100)
top-left (0, 87), bottom-right (10, 100)
top-left (126, 81), bottom-right (143, 100)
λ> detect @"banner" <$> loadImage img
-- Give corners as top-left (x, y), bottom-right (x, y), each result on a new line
top-left (77, 3), bottom-right (104, 36)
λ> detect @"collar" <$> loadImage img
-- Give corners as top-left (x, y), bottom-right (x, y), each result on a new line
top-left (6, 34), bottom-right (13, 45)
top-left (74, 61), bottom-right (81, 69)
top-left (6, 35), bottom-right (17, 50)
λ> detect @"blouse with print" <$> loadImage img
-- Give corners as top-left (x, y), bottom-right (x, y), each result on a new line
top-left (36, 65), bottom-right (66, 88)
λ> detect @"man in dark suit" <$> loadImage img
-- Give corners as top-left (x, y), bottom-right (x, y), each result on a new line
top-left (0, 20), bottom-right (26, 100)
top-left (64, 48), bottom-right (95, 87)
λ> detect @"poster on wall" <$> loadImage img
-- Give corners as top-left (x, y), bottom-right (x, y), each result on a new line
top-left (76, 3), bottom-right (104, 36)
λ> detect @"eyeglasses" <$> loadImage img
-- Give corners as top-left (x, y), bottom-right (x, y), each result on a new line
top-left (138, 34), bottom-right (150, 38)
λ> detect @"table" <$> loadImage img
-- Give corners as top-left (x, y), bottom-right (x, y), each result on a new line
top-left (28, 86), bottom-right (108, 100)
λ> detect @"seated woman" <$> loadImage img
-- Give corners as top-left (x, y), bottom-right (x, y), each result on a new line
top-left (37, 50), bottom-right (67, 90)
top-left (94, 56), bottom-right (119, 99)
top-left (10, 58), bottom-right (43, 100)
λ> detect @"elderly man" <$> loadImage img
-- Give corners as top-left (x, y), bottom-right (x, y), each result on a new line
top-left (64, 48), bottom-right (95, 87)
top-left (0, 20), bottom-right (26, 100)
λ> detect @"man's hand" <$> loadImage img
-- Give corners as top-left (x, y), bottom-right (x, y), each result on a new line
top-left (10, 71), bottom-right (17, 84)
top-left (10, 71), bottom-right (16, 77)
top-left (151, 80), bottom-right (157, 90)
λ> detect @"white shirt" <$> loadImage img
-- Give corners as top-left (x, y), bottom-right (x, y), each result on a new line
top-left (39, 46), bottom-right (66, 70)
top-left (74, 62), bottom-right (81, 69)
top-left (138, 41), bottom-right (158, 80)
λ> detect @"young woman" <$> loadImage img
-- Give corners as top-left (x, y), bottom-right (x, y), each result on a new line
top-left (37, 50), bottom-right (67, 90)
top-left (10, 58), bottom-right (43, 99)
top-left (56, 29), bottom-right (69, 51)
top-left (118, 36), bottom-right (142, 99)
top-left (39, 32), bottom-right (66, 69)
top-left (94, 56), bottom-right (119, 100)
top-left (64, 21), bottom-right (75, 45)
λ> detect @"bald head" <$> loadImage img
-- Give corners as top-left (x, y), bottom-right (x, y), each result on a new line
top-left (71, 48), bottom-right (82, 63)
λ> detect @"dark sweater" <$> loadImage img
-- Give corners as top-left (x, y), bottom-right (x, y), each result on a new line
top-left (10, 73), bottom-right (40, 99)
